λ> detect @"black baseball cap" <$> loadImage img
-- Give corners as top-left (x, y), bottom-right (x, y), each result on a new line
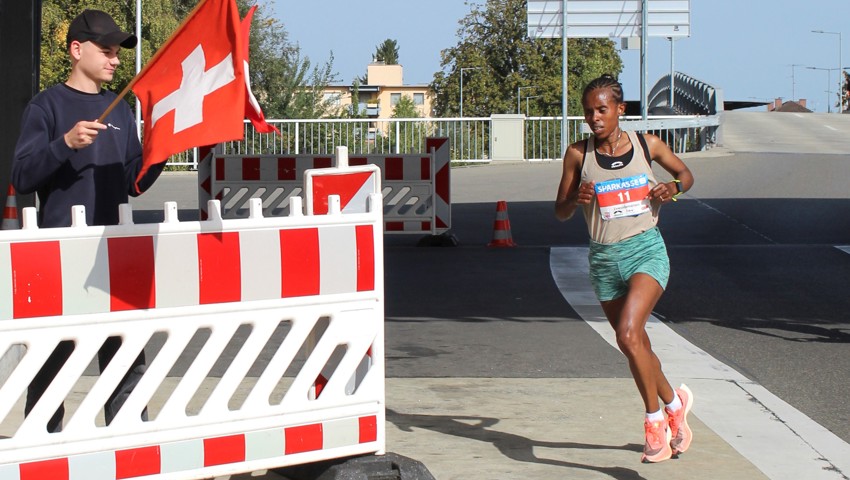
top-left (67, 9), bottom-right (137, 49)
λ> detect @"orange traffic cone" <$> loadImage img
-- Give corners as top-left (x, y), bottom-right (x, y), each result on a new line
top-left (488, 200), bottom-right (516, 247)
top-left (2, 185), bottom-right (20, 230)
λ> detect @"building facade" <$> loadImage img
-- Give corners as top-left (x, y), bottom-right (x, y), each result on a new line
top-left (322, 62), bottom-right (434, 119)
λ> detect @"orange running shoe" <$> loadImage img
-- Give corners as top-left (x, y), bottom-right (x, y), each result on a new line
top-left (666, 384), bottom-right (694, 454)
top-left (641, 418), bottom-right (672, 463)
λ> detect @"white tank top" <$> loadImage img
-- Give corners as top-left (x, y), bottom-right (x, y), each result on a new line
top-left (580, 131), bottom-right (661, 244)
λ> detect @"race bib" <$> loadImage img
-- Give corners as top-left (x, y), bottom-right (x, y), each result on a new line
top-left (595, 174), bottom-right (651, 220)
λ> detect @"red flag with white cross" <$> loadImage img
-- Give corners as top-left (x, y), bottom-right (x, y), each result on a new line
top-left (132, 0), bottom-right (245, 191)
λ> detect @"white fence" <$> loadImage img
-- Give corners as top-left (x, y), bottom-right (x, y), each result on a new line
top-left (0, 182), bottom-right (385, 478)
top-left (167, 114), bottom-right (719, 168)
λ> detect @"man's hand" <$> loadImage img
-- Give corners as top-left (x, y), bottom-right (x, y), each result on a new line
top-left (64, 121), bottom-right (107, 150)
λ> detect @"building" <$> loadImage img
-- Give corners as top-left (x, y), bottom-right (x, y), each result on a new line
top-left (322, 62), bottom-right (434, 119)
top-left (767, 97), bottom-right (811, 113)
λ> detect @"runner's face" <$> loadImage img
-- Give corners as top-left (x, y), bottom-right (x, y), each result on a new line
top-left (582, 88), bottom-right (625, 139)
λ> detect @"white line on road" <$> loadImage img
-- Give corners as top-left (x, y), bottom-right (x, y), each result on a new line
top-left (825, 125), bottom-right (839, 131)
top-left (550, 247), bottom-right (850, 479)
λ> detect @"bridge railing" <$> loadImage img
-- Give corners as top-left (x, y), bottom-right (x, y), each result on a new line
top-left (649, 71), bottom-right (725, 116)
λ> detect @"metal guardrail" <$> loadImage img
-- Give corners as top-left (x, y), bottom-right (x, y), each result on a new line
top-left (217, 118), bottom-right (490, 163)
top-left (649, 72), bottom-right (725, 116)
top-left (166, 114), bottom-right (719, 168)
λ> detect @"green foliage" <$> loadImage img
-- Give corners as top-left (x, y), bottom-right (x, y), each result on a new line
top-left (38, 0), bottom-right (336, 118)
top-left (391, 95), bottom-right (421, 119)
top-left (431, 0), bottom-right (622, 117)
top-left (374, 38), bottom-right (399, 65)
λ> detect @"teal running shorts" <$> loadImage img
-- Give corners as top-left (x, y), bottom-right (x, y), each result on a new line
top-left (588, 227), bottom-right (670, 302)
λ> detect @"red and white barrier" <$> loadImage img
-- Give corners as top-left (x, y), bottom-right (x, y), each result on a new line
top-left (0, 172), bottom-right (385, 479)
top-left (203, 138), bottom-right (451, 234)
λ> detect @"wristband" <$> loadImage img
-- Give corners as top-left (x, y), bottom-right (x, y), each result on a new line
top-left (671, 179), bottom-right (683, 201)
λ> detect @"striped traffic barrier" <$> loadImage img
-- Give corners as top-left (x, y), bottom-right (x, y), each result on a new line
top-left (0, 165), bottom-right (385, 479)
top-left (207, 137), bottom-right (451, 235)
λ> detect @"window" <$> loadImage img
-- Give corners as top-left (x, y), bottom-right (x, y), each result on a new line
top-left (390, 93), bottom-right (401, 106)
top-left (323, 93), bottom-right (341, 106)
top-left (413, 93), bottom-right (425, 106)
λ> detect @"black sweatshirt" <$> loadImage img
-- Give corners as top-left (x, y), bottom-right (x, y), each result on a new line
top-left (12, 84), bottom-right (164, 227)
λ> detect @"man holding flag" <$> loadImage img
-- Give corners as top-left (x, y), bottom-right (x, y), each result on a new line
top-left (12, 8), bottom-right (162, 433)
top-left (11, 0), bottom-right (260, 432)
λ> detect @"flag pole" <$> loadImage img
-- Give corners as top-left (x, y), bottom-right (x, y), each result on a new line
top-left (98, 0), bottom-right (211, 123)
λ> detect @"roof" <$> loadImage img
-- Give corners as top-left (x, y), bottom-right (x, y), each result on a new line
top-left (774, 101), bottom-right (812, 113)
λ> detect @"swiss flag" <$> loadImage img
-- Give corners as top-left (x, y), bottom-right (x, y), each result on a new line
top-left (132, 0), bottom-right (245, 191)
top-left (242, 6), bottom-right (279, 135)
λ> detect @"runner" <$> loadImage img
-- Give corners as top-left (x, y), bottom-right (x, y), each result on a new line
top-left (554, 74), bottom-right (695, 463)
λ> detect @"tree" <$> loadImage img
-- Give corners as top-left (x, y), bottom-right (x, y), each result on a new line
top-left (389, 95), bottom-right (424, 153)
top-left (842, 71), bottom-right (849, 113)
top-left (239, 2), bottom-right (337, 119)
top-left (374, 39), bottom-right (399, 65)
top-left (38, 0), bottom-right (337, 119)
top-left (431, 0), bottom-right (622, 118)
top-left (391, 95), bottom-right (420, 119)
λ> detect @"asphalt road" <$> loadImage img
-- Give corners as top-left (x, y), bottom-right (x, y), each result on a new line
top-left (130, 109), bottom-right (850, 454)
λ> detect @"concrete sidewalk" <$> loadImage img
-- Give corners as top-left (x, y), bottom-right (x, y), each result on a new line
top-left (216, 378), bottom-right (766, 480)
top-left (18, 378), bottom-right (764, 480)
top-left (381, 378), bottom-right (765, 480)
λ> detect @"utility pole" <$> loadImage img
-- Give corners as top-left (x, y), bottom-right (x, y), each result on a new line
top-left (788, 64), bottom-right (803, 101)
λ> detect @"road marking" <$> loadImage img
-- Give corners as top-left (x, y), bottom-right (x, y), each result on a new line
top-left (550, 247), bottom-right (850, 479)
top-left (825, 125), bottom-right (839, 131)
top-left (836, 246), bottom-right (850, 255)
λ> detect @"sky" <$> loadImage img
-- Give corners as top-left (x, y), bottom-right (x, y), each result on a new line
top-left (274, 0), bottom-right (850, 113)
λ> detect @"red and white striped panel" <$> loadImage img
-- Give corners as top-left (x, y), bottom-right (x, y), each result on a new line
top-left (0, 225), bottom-right (376, 320)
top-left (306, 165), bottom-right (381, 215)
top-left (427, 137), bottom-right (451, 231)
top-left (358, 156), bottom-right (432, 183)
top-left (1, 415), bottom-right (378, 480)
top-left (214, 156), bottom-right (333, 184)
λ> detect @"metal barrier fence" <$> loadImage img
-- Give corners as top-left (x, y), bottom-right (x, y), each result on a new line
top-left (167, 115), bottom-right (719, 168)
top-left (0, 187), bottom-right (386, 478)
top-left (198, 140), bottom-right (452, 235)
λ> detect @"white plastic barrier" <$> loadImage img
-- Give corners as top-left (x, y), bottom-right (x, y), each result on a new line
top-left (199, 137), bottom-right (451, 235)
top-left (0, 179), bottom-right (385, 479)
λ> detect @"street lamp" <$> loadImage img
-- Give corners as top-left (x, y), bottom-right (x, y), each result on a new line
top-left (812, 30), bottom-right (843, 112)
top-left (524, 95), bottom-right (542, 116)
top-left (807, 66), bottom-right (834, 113)
top-left (459, 67), bottom-right (482, 118)
top-left (517, 85), bottom-right (539, 114)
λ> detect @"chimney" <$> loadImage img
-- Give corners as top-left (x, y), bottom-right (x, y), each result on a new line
top-left (799, 98), bottom-right (806, 108)
top-left (775, 98), bottom-right (782, 110)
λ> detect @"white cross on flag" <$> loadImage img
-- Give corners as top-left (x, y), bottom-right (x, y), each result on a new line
top-left (132, 0), bottom-right (245, 190)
